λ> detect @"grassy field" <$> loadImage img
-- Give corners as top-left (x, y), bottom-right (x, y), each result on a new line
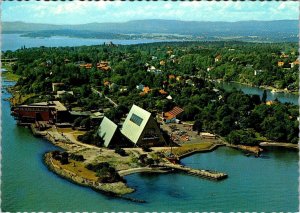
top-left (53, 158), bottom-right (98, 181)
top-left (172, 142), bottom-right (214, 156)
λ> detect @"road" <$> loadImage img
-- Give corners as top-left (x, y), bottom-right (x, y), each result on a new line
top-left (91, 87), bottom-right (118, 107)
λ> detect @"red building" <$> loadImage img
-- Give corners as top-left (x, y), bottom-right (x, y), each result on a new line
top-left (11, 101), bottom-right (68, 124)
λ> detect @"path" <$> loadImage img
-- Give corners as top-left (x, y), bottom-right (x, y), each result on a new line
top-left (91, 87), bottom-right (118, 107)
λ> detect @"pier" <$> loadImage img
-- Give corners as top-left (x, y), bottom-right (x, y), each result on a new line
top-left (161, 163), bottom-right (228, 180)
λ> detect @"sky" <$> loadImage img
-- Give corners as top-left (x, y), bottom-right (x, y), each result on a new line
top-left (2, 1), bottom-right (299, 25)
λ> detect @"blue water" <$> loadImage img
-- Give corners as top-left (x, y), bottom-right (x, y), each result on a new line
top-left (220, 82), bottom-right (298, 105)
top-left (1, 34), bottom-right (169, 51)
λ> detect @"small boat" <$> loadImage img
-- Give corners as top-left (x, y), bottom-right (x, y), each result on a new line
top-left (271, 89), bottom-right (276, 93)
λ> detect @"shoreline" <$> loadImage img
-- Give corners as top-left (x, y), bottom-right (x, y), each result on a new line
top-left (219, 80), bottom-right (298, 95)
top-left (43, 152), bottom-right (147, 203)
top-left (259, 142), bottom-right (298, 150)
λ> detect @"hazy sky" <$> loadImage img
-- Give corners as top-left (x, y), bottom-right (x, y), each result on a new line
top-left (2, 1), bottom-right (299, 25)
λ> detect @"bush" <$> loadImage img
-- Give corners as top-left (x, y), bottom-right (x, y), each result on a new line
top-left (60, 152), bottom-right (69, 165)
top-left (226, 129), bottom-right (257, 146)
top-left (69, 153), bottom-right (85, 161)
top-left (142, 146), bottom-right (152, 152)
top-left (115, 147), bottom-right (127, 156)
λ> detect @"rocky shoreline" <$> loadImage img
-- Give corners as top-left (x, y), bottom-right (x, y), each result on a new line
top-left (259, 142), bottom-right (298, 150)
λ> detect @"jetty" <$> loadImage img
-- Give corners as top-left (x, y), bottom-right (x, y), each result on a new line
top-left (161, 163), bottom-right (228, 180)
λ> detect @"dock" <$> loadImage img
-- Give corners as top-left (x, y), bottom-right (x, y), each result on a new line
top-left (161, 163), bottom-right (228, 180)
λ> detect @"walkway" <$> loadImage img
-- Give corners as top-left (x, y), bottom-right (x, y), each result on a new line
top-left (91, 87), bottom-right (118, 107)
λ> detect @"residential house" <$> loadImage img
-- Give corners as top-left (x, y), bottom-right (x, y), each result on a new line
top-left (64, 59), bottom-right (71, 64)
top-left (55, 90), bottom-right (74, 98)
top-left (278, 61), bottom-right (285, 67)
top-left (121, 105), bottom-right (165, 147)
top-left (160, 60), bottom-right (166, 66)
top-left (97, 61), bottom-right (111, 71)
top-left (169, 74), bottom-right (176, 80)
top-left (280, 53), bottom-right (289, 58)
top-left (136, 83), bottom-right (145, 91)
top-left (140, 86), bottom-right (151, 96)
top-left (163, 106), bottom-right (184, 123)
top-left (52, 83), bottom-right (65, 92)
top-left (290, 59), bottom-right (300, 68)
top-left (215, 55), bottom-right (222, 62)
top-left (159, 89), bottom-right (168, 96)
top-left (147, 66), bottom-right (162, 74)
top-left (80, 63), bottom-right (92, 69)
top-left (104, 81), bottom-right (111, 86)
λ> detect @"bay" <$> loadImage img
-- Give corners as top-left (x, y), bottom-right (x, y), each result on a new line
top-left (1, 34), bottom-right (170, 52)
top-left (219, 81), bottom-right (298, 105)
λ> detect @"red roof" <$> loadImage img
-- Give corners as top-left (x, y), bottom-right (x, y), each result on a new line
top-left (164, 106), bottom-right (184, 120)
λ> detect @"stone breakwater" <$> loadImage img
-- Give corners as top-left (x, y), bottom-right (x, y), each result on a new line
top-left (43, 152), bottom-right (148, 203)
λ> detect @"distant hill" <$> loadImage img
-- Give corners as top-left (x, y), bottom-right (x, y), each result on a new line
top-left (3, 19), bottom-right (298, 41)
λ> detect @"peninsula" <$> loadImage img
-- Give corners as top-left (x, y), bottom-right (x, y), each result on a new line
top-left (4, 40), bottom-right (298, 199)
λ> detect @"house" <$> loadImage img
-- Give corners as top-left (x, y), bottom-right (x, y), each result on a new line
top-left (160, 60), bottom-right (166, 66)
top-left (64, 59), bottom-right (70, 64)
top-left (119, 86), bottom-right (128, 92)
top-left (176, 76), bottom-right (182, 81)
top-left (104, 81), bottom-right (110, 86)
top-left (166, 95), bottom-right (173, 100)
top-left (55, 90), bottom-right (74, 98)
top-left (52, 83), bottom-right (65, 92)
top-left (109, 83), bottom-right (119, 92)
top-left (147, 66), bottom-right (162, 74)
top-left (98, 117), bottom-right (122, 148)
top-left (266, 100), bottom-right (276, 106)
top-left (215, 55), bottom-right (221, 62)
top-left (169, 74), bottom-right (176, 80)
top-left (290, 59), bottom-right (300, 68)
top-left (254, 70), bottom-right (263, 76)
top-left (136, 83), bottom-right (145, 91)
top-left (11, 101), bottom-right (68, 124)
top-left (207, 67), bottom-right (214, 72)
top-left (80, 63), bottom-right (92, 69)
top-left (170, 55), bottom-right (176, 59)
top-left (200, 132), bottom-right (216, 139)
top-left (121, 105), bottom-right (165, 147)
top-left (278, 61), bottom-right (285, 67)
top-left (185, 79), bottom-right (195, 86)
top-left (280, 53), bottom-right (289, 58)
top-left (163, 106), bottom-right (184, 123)
top-left (140, 86), bottom-right (151, 96)
top-left (159, 89), bottom-right (168, 95)
top-left (97, 61), bottom-right (111, 71)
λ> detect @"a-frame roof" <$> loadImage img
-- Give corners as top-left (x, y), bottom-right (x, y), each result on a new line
top-left (98, 116), bottom-right (118, 147)
top-left (121, 104), bottom-right (152, 144)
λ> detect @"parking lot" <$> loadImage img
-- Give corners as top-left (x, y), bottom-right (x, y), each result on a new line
top-left (160, 122), bottom-right (220, 145)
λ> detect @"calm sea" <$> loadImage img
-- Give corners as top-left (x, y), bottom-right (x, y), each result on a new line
top-left (1, 35), bottom-right (299, 212)
top-left (1, 34), bottom-right (170, 52)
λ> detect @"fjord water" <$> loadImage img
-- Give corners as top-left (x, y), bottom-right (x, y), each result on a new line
top-left (1, 34), bottom-right (169, 51)
top-left (220, 82), bottom-right (298, 105)
top-left (1, 80), bottom-right (299, 212)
